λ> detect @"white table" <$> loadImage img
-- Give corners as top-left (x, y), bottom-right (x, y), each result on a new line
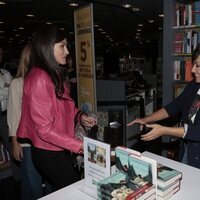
top-left (39, 151), bottom-right (200, 200)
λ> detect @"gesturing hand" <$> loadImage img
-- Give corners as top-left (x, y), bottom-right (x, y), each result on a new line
top-left (141, 124), bottom-right (165, 141)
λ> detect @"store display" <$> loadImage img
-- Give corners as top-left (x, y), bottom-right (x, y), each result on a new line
top-left (97, 146), bottom-right (157, 200)
top-left (157, 163), bottom-right (182, 188)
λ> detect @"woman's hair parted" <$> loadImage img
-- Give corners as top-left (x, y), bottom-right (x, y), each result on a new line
top-left (192, 43), bottom-right (200, 63)
top-left (32, 24), bottom-right (67, 98)
top-left (15, 43), bottom-right (32, 79)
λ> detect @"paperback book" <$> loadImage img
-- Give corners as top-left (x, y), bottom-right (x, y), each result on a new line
top-left (157, 180), bottom-right (180, 197)
top-left (97, 146), bottom-right (157, 200)
top-left (157, 163), bottom-right (182, 188)
top-left (157, 185), bottom-right (180, 200)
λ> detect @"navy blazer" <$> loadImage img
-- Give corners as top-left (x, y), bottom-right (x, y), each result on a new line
top-left (165, 80), bottom-right (200, 169)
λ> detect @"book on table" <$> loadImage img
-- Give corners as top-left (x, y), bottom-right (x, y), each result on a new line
top-left (157, 163), bottom-right (182, 188)
top-left (157, 185), bottom-right (180, 200)
top-left (97, 146), bottom-right (157, 200)
top-left (157, 179), bottom-right (180, 197)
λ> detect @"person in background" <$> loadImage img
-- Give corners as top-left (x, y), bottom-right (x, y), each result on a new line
top-left (0, 46), bottom-right (22, 183)
top-left (66, 54), bottom-right (78, 106)
top-left (17, 24), bottom-right (96, 192)
top-left (7, 44), bottom-right (51, 200)
top-left (128, 44), bottom-right (200, 169)
top-left (0, 46), bottom-right (13, 151)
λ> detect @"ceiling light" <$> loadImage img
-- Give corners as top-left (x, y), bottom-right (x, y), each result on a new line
top-left (60, 28), bottom-right (65, 30)
top-left (132, 7), bottom-right (140, 12)
top-left (69, 2), bottom-right (79, 7)
top-left (26, 14), bottom-right (35, 17)
top-left (0, 21), bottom-right (4, 24)
top-left (137, 29), bottom-right (142, 32)
top-left (46, 22), bottom-right (52, 25)
top-left (94, 24), bottom-right (99, 27)
top-left (138, 24), bottom-right (143, 27)
top-left (148, 20), bottom-right (154, 23)
top-left (159, 14), bottom-right (164, 18)
top-left (0, 1), bottom-right (6, 5)
top-left (158, 27), bottom-right (163, 30)
top-left (0, 31), bottom-right (4, 33)
top-left (19, 27), bottom-right (24, 30)
top-left (122, 4), bottom-right (131, 8)
top-left (98, 28), bottom-right (103, 31)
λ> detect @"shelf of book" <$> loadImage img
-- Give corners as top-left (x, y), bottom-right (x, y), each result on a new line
top-left (163, 0), bottom-right (200, 105)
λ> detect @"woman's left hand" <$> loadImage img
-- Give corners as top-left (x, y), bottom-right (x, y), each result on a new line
top-left (141, 124), bottom-right (165, 141)
top-left (81, 114), bottom-right (97, 128)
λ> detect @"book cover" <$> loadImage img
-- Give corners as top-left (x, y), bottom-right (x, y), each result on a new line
top-left (157, 180), bottom-right (180, 197)
top-left (157, 163), bottom-right (182, 188)
top-left (115, 146), bottom-right (140, 173)
top-left (97, 171), bottom-right (155, 200)
top-left (97, 146), bottom-right (157, 200)
top-left (157, 185), bottom-right (180, 200)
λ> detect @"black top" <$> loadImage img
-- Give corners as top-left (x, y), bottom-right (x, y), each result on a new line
top-left (165, 80), bottom-right (200, 168)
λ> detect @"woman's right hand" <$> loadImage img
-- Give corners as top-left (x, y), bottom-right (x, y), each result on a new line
top-left (127, 118), bottom-right (147, 130)
top-left (12, 140), bottom-right (23, 161)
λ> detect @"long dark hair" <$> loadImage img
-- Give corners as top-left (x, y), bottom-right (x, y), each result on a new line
top-left (31, 24), bottom-right (67, 98)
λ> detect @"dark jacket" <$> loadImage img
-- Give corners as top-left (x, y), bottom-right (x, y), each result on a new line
top-left (165, 80), bottom-right (200, 169)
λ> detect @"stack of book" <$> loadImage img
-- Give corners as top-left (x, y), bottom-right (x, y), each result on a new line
top-left (97, 146), bottom-right (157, 200)
top-left (156, 163), bottom-right (182, 200)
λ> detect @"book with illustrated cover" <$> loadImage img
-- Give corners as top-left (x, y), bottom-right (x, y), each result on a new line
top-left (97, 146), bottom-right (157, 200)
top-left (97, 171), bottom-right (156, 200)
top-left (157, 185), bottom-right (180, 200)
top-left (115, 146), bottom-right (140, 173)
top-left (157, 163), bottom-right (182, 188)
top-left (157, 180), bottom-right (180, 197)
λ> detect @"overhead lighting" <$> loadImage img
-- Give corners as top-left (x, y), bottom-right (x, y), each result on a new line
top-left (122, 4), bottom-right (131, 8)
top-left (0, 1), bottom-right (6, 5)
top-left (132, 7), bottom-right (140, 12)
top-left (46, 22), bottom-right (52, 25)
top-left (19, 27), bottom-right (24, 30)
top-left (69, 2), bottom-right (79, 7)
top-left (0, 31), bottom-right (4, 33)
top-left (148, 19), bottom-right (154, 23)
top-left (138, 24), bottom-right (143, 27)
top-left (159, 14), bottom-right (164, 18)
top-left (137, 29), bottom-right (142, 32)
top-left (0, 21), bottom-right (4, 24)
top-left (26, 14), bottom-right (35, 17)
top-left (158, 27), bottom-right (163, 30)
top-left (60, 27), bottom-right (65, 30)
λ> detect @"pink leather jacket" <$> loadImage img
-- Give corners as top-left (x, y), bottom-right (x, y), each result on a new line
top-left (17, 67), bottom-right (82, 153)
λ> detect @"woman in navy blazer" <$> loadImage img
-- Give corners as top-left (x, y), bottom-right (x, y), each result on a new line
top-left (128, 44), bottom-right (200, 169)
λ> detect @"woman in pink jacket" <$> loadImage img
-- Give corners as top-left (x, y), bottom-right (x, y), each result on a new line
top-left (17, 24), bottom-right (96, 192)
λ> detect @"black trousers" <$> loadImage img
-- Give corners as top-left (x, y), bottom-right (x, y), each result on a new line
top-left (31, 146), bottom-right (78, 192)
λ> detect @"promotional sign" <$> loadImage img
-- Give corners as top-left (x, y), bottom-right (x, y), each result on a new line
top-left (83, 137), bottom-right (111, 191)
top-left (74, 4), bottom-right (97, 114)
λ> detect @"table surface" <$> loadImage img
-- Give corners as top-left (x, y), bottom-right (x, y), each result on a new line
top-left (39, 151), bottom-right (200, 200)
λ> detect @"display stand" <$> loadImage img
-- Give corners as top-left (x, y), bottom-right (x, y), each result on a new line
top-left (39, 151), bottom-right (200, 200)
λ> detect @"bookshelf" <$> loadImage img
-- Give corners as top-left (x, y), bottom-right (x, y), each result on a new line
top-left (163, 0), bottom-right (200, 106)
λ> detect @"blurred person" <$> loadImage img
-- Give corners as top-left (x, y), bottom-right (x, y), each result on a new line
top-left (17, 24), bottom-right (96, 192)
top-left (7, 44), bottom-right (51, 200)
top-left (0, 46), bottom-right (22, 182)
top-left (128, 44), bottom-right (200, 169)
